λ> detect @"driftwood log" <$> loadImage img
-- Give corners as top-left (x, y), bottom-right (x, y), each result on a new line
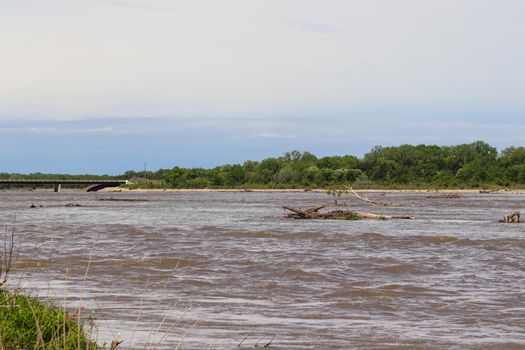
top-left (480, 189), bottom-right (500, 194)
top-left (97, 197), bottom-right (149, 202)
top-left (283, 202), bottom-right (414, 220)
top-left (500, 211), bottom-right (520, 223)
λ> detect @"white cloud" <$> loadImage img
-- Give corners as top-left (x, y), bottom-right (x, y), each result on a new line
top-left (252, 132), bottom-right (296, 139)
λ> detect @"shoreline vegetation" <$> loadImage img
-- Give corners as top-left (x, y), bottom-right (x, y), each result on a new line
top-left (0, 289), bottom-right (101, 350)
top-left (98, 188), bottom-right (525, 194)
top-left (3, 141), bottom-right (525, 191)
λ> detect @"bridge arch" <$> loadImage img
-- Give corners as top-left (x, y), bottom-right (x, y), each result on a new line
top-left (86, 182), bottom-right (124, 192)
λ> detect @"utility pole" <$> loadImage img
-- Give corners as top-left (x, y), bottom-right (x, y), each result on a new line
top-left (144, 162), bottom-right (147, 179)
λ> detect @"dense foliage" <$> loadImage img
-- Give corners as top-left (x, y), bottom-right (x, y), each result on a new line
top-left (120, 141), bottom-right (525, 189)
top-left (3, 141), bottom-right (525, 189)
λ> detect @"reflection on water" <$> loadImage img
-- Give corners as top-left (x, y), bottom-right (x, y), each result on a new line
top-left (2, 191), bottom-right (525, 349)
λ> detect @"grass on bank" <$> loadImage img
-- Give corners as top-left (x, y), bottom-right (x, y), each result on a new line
top-left (0, 289), bottom-right (101, 350)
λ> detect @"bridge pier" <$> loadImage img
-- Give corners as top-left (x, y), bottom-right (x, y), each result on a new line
top-left (54, 184), bottom-right (61, 192)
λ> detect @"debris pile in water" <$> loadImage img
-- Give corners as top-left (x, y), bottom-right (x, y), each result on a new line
top-left (283, 202), bottom-right (414, 220)
top-left (500, 211), bottom-right (520, 223)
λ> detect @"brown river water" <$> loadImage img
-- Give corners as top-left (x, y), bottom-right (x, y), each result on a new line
top-left (1, 191), bottom-right (525, 349)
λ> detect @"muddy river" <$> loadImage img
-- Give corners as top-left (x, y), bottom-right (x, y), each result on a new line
top-left (1, 191), bottom-right (524, 349)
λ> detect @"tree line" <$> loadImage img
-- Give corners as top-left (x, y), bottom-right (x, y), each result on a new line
top-left (3, 141), bottom-right (525, 189)
top-left (122, 141), bottom-right (525, 189)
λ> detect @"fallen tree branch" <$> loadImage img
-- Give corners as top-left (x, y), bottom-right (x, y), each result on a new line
top-left (98, 197), bottom-right (149, 202)
top-left (283, 202), bottom-right (340, 218)
top-left (342, 185), bottom-right (404, 207)
top-left (283, 204), bottom-right (413, 220)
top-left (282, 205), bottom-right (309, 218)
top-left (305, 202), bottom-right (332, 212)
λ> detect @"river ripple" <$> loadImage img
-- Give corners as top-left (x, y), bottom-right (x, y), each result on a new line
top-left (1, 191), bottom-right (525, 349)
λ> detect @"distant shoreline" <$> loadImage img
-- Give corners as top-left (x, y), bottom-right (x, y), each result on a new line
top-left (3, 187), bottom-right (525, 194)
top-left (98, 188), bottom-right (525, 194)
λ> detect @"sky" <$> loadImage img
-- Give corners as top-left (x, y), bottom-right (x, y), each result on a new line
top-left (1, 0), bottom-right (525, 174)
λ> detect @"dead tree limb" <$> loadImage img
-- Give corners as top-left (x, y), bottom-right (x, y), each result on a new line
top-left (342, 185), bottom-right (404, 207)
top-left (305, 202), bottom-right (332, 212)
top-left (283, 202), bottom-right (340, 219)
top-left (282, 205), bottom-right (308, 218)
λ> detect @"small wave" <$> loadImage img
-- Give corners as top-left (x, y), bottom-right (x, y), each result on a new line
top-left (105, 224), bottom-right (147, 237)
top-left (333, 301), bottom-right (398, 313)
top-left (176, 278), bottom-right (213, 286)
top-left (120, 257), bottom-right (207, 268)
top-left (220, 231), bottom-right (284, 239)
top-left (498, 260), bottom-right (525, 272)
top-left (278, 268), bottom-right (324, 281)
top-left (359, 233), bottom-right (460, 246)
top-left (415, 235), bottom-right (459, 244)
top-left (380, 284), bottom-right (449, 296)
top-left (200, 225), bottom-right (222, 232)
top-left (355, 234), bottom-right (525, 253)
top-left (380, 264), bottom-right (425, 274)
top-left (50, 225), bottom-right (70, 231)
top-left (328, 284), bottom-right (440, 299)
top-left (254, 282), bottom-right (281, 290)
top-left (453, 238), bottom-right (525, 251)
top-left (333, 301), bottom-right (359, 309)
top-left (13, 259), bottom-right (53, 269)
top-left (219, 230), bottom-right (325, 240)
top-left (162, 227), bottom-right (183, 234)
top-left (328, 288), bottom-right (404, 298)
top-left (358, 232), bottom-right (389, 241)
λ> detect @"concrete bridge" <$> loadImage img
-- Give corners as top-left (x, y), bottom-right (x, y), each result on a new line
top-left (0, 179), bottom-right (129, 192)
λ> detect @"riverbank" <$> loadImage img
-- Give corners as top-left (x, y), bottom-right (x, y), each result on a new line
top-left (0, 289), bottom-right (100, 350)
top-left (3, 187), bottom-right (525, 195)
top-left (99, 187), bottom-right (525, 194)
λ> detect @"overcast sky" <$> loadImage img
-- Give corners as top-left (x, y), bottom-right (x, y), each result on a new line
top-left (1, 0), bottom-right (525, 174)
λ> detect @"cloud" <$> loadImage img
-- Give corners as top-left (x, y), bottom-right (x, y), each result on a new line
top-left (285, 18), bottom-right (336, 33)
top-left (2, 116), bottom-right (525, 174)
top-left (4, 117), bottom-right (525, 146)
top-left (0, 126), bottom-right (117, 134)
top-left (251, 132), bottom-right (297, 139)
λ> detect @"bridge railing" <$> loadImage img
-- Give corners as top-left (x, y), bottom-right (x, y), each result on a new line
top-left (0, 179), bottom-right (129, 192)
